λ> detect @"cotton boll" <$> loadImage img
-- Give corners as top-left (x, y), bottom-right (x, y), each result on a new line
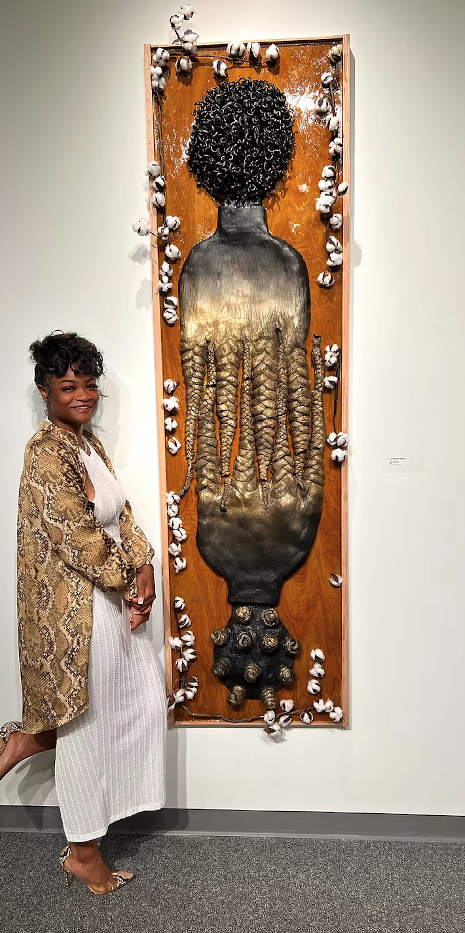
top-left (317, 271), bottom-right (334, 288)
top-left (152, 191), bottom-right (165, 208)
top-left (324, 375), bottom-right (338, 390)
top-left (315, 95), bottom-right (330, 115)
top-left (311, 648), bottom-right (326, 662)
top-left (265, 43), bottom-right (279, 62)
top-left (180, 4), bottom-right (194, 18)
top-left (158, 225), bottom-right (170, 241)
top-left (157, 277), bottom-right (172, 294)
top-left (307, 679), bottom-right (321, 695)
top-left (183, 648), bottom-right (197, 663)
top-left (316, 194), bottom-right (334, 214)
top-left (336, 432), bottom-right (349, 448)
top-left (163, 310), bottom-right (178, 326)
top-left (184, 688), bottom-right (197, 700)
top-left (183, 28), bottom-right (199, 44)
top-left (132, 218), bottom-right (150, 236)
top-left (328, 114), bottom-right (340, 133)
top-left (168, 542), bottom-right (182, 557)
top-left (165, 417), bottom-right (178, 433)
top-left (322, 164), bottom-right (336, 179)
top-left (321, 71), bottom-right (334, 87)
top-left (178, 613), bottom-right (192, 628)
top-left (181, 631), bottom-right (196, 646)
top-left (325, 348), bottom-right (339, 367)
top-left (164, 296), bottom-right (178, 311)
top-left (247, 41), bottom-right (260, 59)
top-left (173, 596), bottom-right (185, 610)
top-left (176, 57), bottom-right (193, 73)
top-left (168, 635), bottom-right (182, 649)
top-left (264, 710), bottom-right (276, 724)
top-left (227, 41), bottom-right (246, 59)
top-left (329, 43), bottom-right (343, 63)
top-left (175, 657), bottom-right (188, 671)
top-left (329, 213), bottom-right (343, 230)
top-left (278, 714), bottom-right (292, 727)
top-left (300, 711), bottom-right (314, 724)
top-left (151, 65), bottom-right (163, 78)
top-left (310, 663), bottom-right (325, 678)
top-left (161, 261), bottom-right (173, 277)
top-left (169, 516), bottom-right (183, 530)
top-left (170, 13), bottom-right (184, 28)
top-left (326, 235), bottom-right (342, 254)
top-left (326, 432), bottom-right (337, 447)
top-left (318, 179), bottom-right (334, 191)
top-left (164, 378), bottom-right (178, 394)
top-left (329, 706), bottom-right (343, 722)
top-left (280, 699), bottom-right (295, 713)
top-left (167, 503), bottom-right (178, 518)
top-left (338, 181), bottom-right (349, 195)
top-left (331, 448), bottom-right (347, 463)
top-left (165, 215), bottom-right (181, 231)
top-left (329, 138), bottom-right (343, 157)
top-left (324, 699), bottom-right (334, 712)
top-left (313, 699), bottom-right (326, 713)
top-left (146, 160), bottom-right (161, 177)
top-left (165, 244), bottom-right (181, 261)
top-left (168, 437), bottom-right (182, 456)
top-left (153, 175), bottom-right (166, 191)
top-left (212, 58), bottom-right (228, 77)
top-left (329, 572), bottom-right (343, 587)
top-left (172, 526), bottom-right (187, 542)
top-left (163, 396), bottom-right (180, 412)
top-left (327, 252), bottom-right (343, 267)
top-left (154, 47), bottom-right (170, 64)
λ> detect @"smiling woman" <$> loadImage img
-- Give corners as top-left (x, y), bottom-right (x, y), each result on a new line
top-left (0, 332), bottom-right (166, 895)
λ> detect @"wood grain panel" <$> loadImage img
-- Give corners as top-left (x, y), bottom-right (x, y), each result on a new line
top-left (145, 38), bottom-right (349, 725)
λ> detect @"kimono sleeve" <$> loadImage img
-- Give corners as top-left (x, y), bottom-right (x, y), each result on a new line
top-left (30, 442), bottom-right (138, 601)
top-left (119, 500), bottom-right (155, 570)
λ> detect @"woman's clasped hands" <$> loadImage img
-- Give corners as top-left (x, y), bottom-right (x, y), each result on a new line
top-left (127, 564), bottom-right (156, 631)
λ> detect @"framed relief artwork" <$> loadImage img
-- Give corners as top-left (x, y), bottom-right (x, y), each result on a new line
top-left (137, 27), bottom-right (350, 729)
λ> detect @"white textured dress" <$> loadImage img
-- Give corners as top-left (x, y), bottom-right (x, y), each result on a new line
top-left (55, 444), bottom-right (166, 842)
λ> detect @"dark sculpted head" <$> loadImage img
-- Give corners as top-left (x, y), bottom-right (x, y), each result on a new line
top-left (30, 332), bottom-right (104, 429)
top-left (187, 78), bottom-right (294, 206)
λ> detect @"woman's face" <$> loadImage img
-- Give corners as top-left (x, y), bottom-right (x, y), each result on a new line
top-left (38, 367), bottom-right (99, 429)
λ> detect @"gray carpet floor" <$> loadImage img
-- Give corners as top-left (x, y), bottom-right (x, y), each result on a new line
top-left (0, 833), bottom-right (464, 933)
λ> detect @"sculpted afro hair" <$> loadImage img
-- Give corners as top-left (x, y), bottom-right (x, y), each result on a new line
top-left (186, 78), bottom-right (294, 206)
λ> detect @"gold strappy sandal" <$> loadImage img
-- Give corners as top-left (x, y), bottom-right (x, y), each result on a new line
top-left (0, 721), bottom-right (21, 757)
top-left (59, 845), bottom-right (134, 895)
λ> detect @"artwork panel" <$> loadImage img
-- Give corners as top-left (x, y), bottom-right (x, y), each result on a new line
top-left (144, 37), bottom-right (349, 725)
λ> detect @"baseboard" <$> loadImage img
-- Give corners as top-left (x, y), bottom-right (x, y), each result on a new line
top-left (1, 806), bottom-right (464, 841)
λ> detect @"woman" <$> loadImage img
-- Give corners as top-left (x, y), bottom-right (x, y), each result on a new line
top-left (0, 332), bottom-right (166, 894)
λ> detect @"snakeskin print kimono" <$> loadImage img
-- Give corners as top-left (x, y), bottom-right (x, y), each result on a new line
top-left (17, 421), bottom-right (154, 734)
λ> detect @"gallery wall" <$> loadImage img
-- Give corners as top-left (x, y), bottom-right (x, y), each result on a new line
top-left (1, 0), bottom-right (464, 814)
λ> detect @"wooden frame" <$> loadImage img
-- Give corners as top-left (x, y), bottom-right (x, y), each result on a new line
top-left (144, 36), bottom-right (350, 726)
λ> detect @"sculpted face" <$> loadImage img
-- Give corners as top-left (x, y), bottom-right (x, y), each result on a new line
top-left (38, 367), bottom-right (99, 430)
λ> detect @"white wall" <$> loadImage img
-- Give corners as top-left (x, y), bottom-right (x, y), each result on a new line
top-left (1, 0), bottom-right (464, 815)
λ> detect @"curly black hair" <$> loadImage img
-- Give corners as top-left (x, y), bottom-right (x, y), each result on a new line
top-left (29, 332), bottom-right (104, 387)
top-left (187, 78), bottom-right (294, 206)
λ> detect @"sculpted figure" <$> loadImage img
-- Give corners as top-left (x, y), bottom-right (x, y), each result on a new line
top-left (178, 79), bottom-right (325, 709)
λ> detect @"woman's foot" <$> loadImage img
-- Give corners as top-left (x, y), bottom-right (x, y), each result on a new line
top-left (64, 841), bottom-right (134, 893)
top-left (0, 727), bottom-right (56, 780)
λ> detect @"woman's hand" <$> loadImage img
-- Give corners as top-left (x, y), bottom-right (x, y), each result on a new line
top-left (127, 564), bottom-right (155, 630)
